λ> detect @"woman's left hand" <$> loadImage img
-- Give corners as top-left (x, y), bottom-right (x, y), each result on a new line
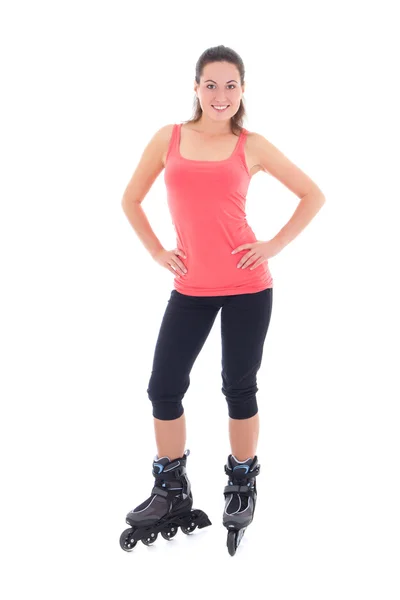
top-left (231, 240), bottom-right (280, 270)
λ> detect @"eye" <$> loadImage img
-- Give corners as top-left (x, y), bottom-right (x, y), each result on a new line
top-left (206, 84), bottom-right (236, 90)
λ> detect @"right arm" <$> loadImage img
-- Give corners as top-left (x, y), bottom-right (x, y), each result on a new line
top-left (121, 124), bottom-right (172, 258)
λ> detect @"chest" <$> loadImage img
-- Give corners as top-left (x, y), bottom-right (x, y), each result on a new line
top-left (163, 128), bottom-right (263, 179)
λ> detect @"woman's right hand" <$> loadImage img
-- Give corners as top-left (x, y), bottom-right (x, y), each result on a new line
top-left (152, 247), bottom-right (187, 278)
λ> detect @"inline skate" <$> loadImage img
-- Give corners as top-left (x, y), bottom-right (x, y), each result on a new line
top-left (120, 449), bottom-right (211, 551)
top-left (223, 454), bottom-right (261, 556)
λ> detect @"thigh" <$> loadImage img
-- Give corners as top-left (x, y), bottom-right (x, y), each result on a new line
top-left (149, 290), bottom-right (221, 382)
top-left (220, 288), bottom-right (273, 384)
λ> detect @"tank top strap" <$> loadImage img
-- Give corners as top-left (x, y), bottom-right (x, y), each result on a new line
top-left (233, 126), bottom-right (248, 169)
top-left (166, 123), bottom-right (248, 164)
top-left (165, 123), bottom-right (180, 163)
top-left (236, 127), bottom-right (248, 152)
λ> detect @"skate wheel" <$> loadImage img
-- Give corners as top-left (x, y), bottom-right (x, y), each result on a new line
top-left (227, 527), bottom-right (245, 556)
top-left (180, 521), bottom-right (197, 535)
top-left (227, 530), bottom-right (238, 556)
top-left (161, 526), bottom-right (178, 541)
top-left (120, 528), bottom-right (138, 552)
top-left (141, 531), bottom-right (158, 546)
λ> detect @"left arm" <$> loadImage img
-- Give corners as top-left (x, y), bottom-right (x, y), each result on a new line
top-left (254, 133), bottom-right (326, 252)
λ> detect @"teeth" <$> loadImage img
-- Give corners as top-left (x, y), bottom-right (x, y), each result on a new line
top-left (213, 105), bottom-right (228, 110)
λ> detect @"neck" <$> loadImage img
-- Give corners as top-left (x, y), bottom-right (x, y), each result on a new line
top-left (193, 115), bottom-right (232, 136)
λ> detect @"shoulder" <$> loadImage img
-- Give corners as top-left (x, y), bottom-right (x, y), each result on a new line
top-left (141, 124), bottom-right (175, 153)
top-left (243, 130), bottom-right (285, 175)
top-left (152, 123), bottom-right (176, 145)
top-left (241, 128), bottom-right (262, 146)
top-left (244, 130), bottom-right (267, 146)
top-left (239, 129), bottom-right (270, 174)
top-left (245, 130), bottom-right (324, 198)
top-left (159, 123), bottom-right (176, 136)
top-left (147, 124), bottom-right (176, 167)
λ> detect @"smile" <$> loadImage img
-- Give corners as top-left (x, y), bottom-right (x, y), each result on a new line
top-left (212, 105), bottom-right (230, 112)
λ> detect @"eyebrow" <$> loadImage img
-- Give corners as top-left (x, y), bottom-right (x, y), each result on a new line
top-left (204, 79), bottom-right (238, 84)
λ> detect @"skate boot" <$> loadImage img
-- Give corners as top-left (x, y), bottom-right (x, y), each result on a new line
top-left (120, 449), bottom-right (211, 551)
top-left (223, 454), bottom-right (261, 556)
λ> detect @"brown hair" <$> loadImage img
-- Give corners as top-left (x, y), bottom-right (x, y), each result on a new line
top-left (183, 45), bottom-right (246, 137)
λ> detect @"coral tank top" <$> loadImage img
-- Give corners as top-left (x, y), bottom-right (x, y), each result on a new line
top-left (164, 123), bottom-right (273, 296)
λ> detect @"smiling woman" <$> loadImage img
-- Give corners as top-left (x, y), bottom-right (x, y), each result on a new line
top-left (183, 49), bottom-right (246, 136)
top-left (120, 43), bottom-right (325, 557)
top-left (163, 119), bottom-right (270, 295)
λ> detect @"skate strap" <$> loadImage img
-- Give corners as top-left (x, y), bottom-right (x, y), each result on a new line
top-left (224, 484), bottom-right (255, 496)
top-left (152, 485), bottom-right (169, 498)
top-left (152, 465), bottom-right (187, 480)
top-left (224, 464), bottom-right (261, 477)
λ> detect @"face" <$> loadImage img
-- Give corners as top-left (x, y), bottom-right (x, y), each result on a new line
top-left (194, 61), bottom-right (244, 121)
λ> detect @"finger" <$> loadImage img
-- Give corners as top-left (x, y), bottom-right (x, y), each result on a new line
top-left (250, 259), bottom-right (263, 270)
top-left (175, 259), bottom-right (187, 273)
top-left (232, 245), bottom-right (250, 254)
top-left (167, 264), bottom-right (181, 277)
top-left (241, 253), bottom-right (259, 269)
top-left (171, 260), bottom-right (187, 275)
top-left (237, 251), bottom-right (256, 268)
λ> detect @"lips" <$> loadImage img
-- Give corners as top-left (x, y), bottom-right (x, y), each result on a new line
top-left (212, 105), bottom-right (230, 112)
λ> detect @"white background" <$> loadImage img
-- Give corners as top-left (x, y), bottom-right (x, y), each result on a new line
top-left (1, 0), bottom-right (399, 598)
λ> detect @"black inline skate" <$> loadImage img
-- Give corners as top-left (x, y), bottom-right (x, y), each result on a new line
top-left (223, 454), bottom-right (261, 556)
top-left (120, 449), bottom-right (211, 551)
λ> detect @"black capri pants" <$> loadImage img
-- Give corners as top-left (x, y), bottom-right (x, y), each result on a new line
top-left (147, 287), bottom-right (273, 421)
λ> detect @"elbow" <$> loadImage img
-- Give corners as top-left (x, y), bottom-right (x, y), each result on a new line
top-left (121, 195), bottom-right (141, 210)
top-left (121, 193), bottom-right (131, 209)
top-left (317, 187), bottom-right (326, 203)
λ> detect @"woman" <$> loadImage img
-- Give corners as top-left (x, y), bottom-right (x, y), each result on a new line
top-left (119, 45), bottom-right (325, 555)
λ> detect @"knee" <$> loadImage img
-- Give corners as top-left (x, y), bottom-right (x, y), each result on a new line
top-left (147, 371), bottom-right (188, 421)
top-left (222, 378), bottom-right (259, 419)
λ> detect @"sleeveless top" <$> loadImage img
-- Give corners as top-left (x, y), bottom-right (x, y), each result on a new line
top-left (163, 122), bottom-right (274, 296)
